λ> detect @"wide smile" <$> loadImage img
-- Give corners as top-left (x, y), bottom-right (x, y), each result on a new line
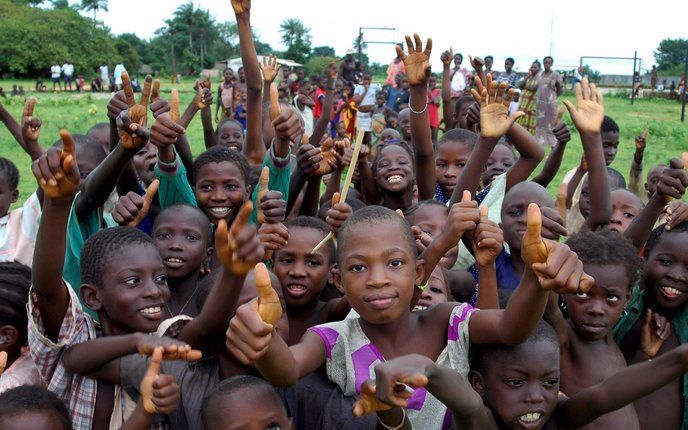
top-left (207, 206), bottom-right (232, 219)
top-left (660, 285), bottom-right (686, 300)
top-left (139, 305), bottom-right (165, 321)
top-left (517, 411), bottom-right (544, 429)
top-left (163, 256), bottom-right (186, 269)
top-left (386, 173), bottom-right (405, 184)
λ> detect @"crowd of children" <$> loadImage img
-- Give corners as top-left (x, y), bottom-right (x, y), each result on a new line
top-left (1, 2), bottom-right (688, 429)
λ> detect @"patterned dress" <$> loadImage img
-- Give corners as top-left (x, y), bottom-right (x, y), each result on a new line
top-left (536, 71), bottom-right (561, 147)
top-left (517, 75), bottom-right (540, 134)
top-left (309, 303), bottom-right (476, 430)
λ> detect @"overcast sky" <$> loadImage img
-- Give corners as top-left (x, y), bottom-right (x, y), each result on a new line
top-left (91, 0), bottom-right (687, 75)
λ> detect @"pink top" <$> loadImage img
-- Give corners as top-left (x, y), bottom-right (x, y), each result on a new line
top-left (386, 60), bottom-right (406, 87)
top-left (427, 88), bottom-right (441, 128)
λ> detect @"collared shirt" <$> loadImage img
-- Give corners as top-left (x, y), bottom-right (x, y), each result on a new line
top-left (0, 191), bottom-right (41, 267)
top-left (28, 282), bottom-right (133, 430)
top-left (613, 287), bottom-right (688, 430)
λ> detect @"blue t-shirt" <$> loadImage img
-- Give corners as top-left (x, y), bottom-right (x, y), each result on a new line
top-left (467, 248), bottom-right (520, 306)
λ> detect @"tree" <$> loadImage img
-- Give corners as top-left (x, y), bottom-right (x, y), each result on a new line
top-left (280, 18), bottom-right (311, 64)
top-left (306, 55), bottom-right (337, 75)
top-left (52, 0), bottom-right (71, 8)
top-left (312, 45), bottom-right (334, 57)
top-left (80, 0), bottom-right (107, 27)
top-left (654, 38), bottom-right (688, 71)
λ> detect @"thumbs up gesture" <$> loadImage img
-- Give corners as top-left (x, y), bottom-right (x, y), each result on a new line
top-left (216, 202), bottom-right (265, 276)
top-left (32, 130), bottom-right (80, 200)
top-left (139, 347), bottom-right (181, 415)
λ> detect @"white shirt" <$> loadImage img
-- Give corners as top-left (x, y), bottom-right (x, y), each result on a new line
top-left (61, 63), bottom-right (74, 76)
top-left (51, 65), bottom-right (61, 78)
top-left (99, 65), bottom-right (109, 81)
top-left (354, 83), bottom-right (382, 107)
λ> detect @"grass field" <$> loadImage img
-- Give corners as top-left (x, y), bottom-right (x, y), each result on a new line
top-left (1, 81), bottom-right (687, 210)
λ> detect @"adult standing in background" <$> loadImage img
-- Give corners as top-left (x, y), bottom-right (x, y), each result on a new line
top-left (517, 60), bottom-right (541, 135)
top-left (449, 53), bottom-right (472, 99)
top-left (113, 63), bottom-right (126, 91)
top-left (339, 50), bottom-right (357, 84)
top-left (535, 56), bottom-right (562, 147)
top-left (61, 61), bottom-right (74, 92)
top-left (99, 64), bottom-right (109, 92)
top-left (386, 46), bottom-right (406, 88)
top-left (496, 57), bottom-right (519, 88)
top-left (50, 63), bottom-right (62, 92)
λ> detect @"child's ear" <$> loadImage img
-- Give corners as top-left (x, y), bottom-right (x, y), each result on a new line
top-left (468, 370), bottom-right (486, 398)
top-left (0, 325), bottom-right (18, 348)
top-left (11, 189), bottom-right (18, 204)
top-left (331, 266), bottom-right (344, 293)
top-left (245, 184), bottom-right (253, 201)
top-left (414, 258), bottom-right (426, 287)
top-left (80, 284), bottom-right (103, 312)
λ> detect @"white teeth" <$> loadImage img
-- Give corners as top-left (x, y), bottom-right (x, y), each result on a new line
top-left (413, 305), bottom-right (427, 311)
top-left (387, 175), bottom-right (403, 183)
top-left (165, 257), bottom-right (183, 263)
top-left (519, 412), bottom-right (542, 423)
top-left (662, 286), bottom-right (684, 296)
top-left (287, 284), bottom-right (306, 291)
top-left (210, 207), bottom-right (229, 214)
top-left (140, 306), bottom-right (162, 314)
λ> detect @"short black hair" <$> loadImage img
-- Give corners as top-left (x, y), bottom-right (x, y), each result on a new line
top-left (485, 55), bottom-right (494, 61)
top-left (471, 320), bottom-right (558, 374)
top-left (337, 205), bottom-right (415, 266)
top-left (87, 122), bottom-right (109, 134)
top-left (202, 375), bottom-right (287, 428)
top-left (404, 199), bottom-right (447, 223)
top-left (371, 141), bottom-right (414, 177)
top-left (0, 386), bottom-right (72, 430)
top-left (607, 167), bottom-right (626, 190)
top-left (601, 115), bottom-right (619, 134)
top-left (0, 262), bottom-right (31, 346)
top-left (505, 57), bottom-right (515, 64)
top-left (215, 117), bottom-right (245, 138)
top-left (283, 216), bottom-right (336, 264)
top-left (436, 128), bottom-right (478, 151)
top-left (52, 134), bottom-right (106, 162)
top-left (81, 226), bottom-right (155, 287)
top-left (153, 203), bottom-right (213, 245)
top-left (0, 156), bottom-right (19, 190)
top-left (566, 230), bottom-right (641, 289)
top-left (644, 221), bottom-right (688, 258)
top-left (192, 146), bottom-right (250, 185)
top-left (544, 56), bottom-right (554, 63)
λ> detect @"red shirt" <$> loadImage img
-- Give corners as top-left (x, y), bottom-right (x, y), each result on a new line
top-left (313, 87), bottom-right (326, 119)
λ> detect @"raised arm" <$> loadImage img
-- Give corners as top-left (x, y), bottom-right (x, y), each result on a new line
top-left (234, 0), bottom-right (264, 166)
top-left (504, 122), bottom-right (545, 190)
top-left (532, 117), bottom-right (570, 187)
top-left (399, 34), bottom-right (435, 200)
top-left (308, 62), bottom-right (338, 147)
top-left (31, 131), bottom-right (81, 341)
top-left (564, 78), bottom-right (611, 231)
top-left (440, 49), bottom-right (455, 130)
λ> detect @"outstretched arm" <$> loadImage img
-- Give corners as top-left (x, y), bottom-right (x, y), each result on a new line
top-left (532, 121), bottom-right (570, 187)
top-left (504, 122), bottom-right (545, 190)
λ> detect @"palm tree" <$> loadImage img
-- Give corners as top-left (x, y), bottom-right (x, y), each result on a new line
top-left (80, 0), bottom-right (108, 28)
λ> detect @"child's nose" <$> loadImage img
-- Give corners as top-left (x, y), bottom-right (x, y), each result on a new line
top-left (168, 241), bottom-right (183, 251)
top-left (524, 384), bottom-right (546, 403)
top-left (366, 265), bottom-right (389, 288)
top-left (586, 300), bottom-right (605, 316)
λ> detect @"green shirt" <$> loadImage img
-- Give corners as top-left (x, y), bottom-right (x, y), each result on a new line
top-left (613, 286), bottom-right (688, 430)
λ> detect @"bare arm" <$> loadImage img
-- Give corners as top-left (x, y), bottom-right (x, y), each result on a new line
top-left (410, 84), bottom-right (436, 200)
top-left (532, 141), bottom-right (566, 187)
top-left (449, 136), bottom-right (499, 205)
top-left (504, 122), bottom-right (545, 190)
top-left (580, 130), bottom-right (611, 230)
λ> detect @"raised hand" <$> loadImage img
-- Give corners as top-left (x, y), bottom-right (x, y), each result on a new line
top-left (231, 0), bottom-right (250, 14)
top-left (21, 97), bottom-right (41, 142)
top-left (563, 77), bottom-right (604, 135)
top-left (655, 158), bottom-right (687, 202)
top-left (116, 109), bottom-right (150, 150)
top-left (32, 130), bottom-right (80, 200)
top-left (440, 47), bottom-right (453, 67)
top-left (471, 74), bottom-right (523, 139)
top-left (640, 309), bottom-right (671, 358)
top-left (396, 33), bottom-right (432, 86)
top-left (255, 262), bottom-right (282, 325)
top-left (258, 222), bottom-right (288, 254)
top-left (256, 166), bottom-right (270, 224)
top-left (635, 127), bottom-right (649, 151)
top-left (296, 143), bottom-right (324, 177)
top-left (552, 121), bottom-right (571, 145)
top-left (107, 91), bottom-right (129, 121)
top-left (131, 180), bottom-right (159, 227)
top-left (438, 190), bottom-right (480, 245)
top-left (169, 89), bottom-right (180, 123)
top-left (326, 192), bottom-right (353, 235)
top-left (150, 111), bottom-right (185, 151)
top-left (314, 138), bottom-right (339, 176)
top-left (196, 76), bottom-right (213, 109)
top-left (268, 82), bottom-right (281, 122)
top-left (665, 201), bottom-right (688, 231)
top-left (260, 54), bottom-right (282, 84)
top-left (126, 73), bottom-right (153, 126)
top-left (353, 380), bottom-right (394, 416)
top-left (149, 79), bottom-right (171, 119)
top-left (139, 347), bottom-right (181, 415)
top-left (216, 202), bottom-right (264, 276)
top-left (473, 205), bottom-right (504, 267)
top-left (136, 333), bottom-right (202, 361)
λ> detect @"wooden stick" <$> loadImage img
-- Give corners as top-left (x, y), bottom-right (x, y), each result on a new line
top-left (311, 128), bottom-right (365, 253)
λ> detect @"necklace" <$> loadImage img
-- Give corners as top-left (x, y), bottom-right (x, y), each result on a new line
top-left (165, 282), bottom-right (201, 317)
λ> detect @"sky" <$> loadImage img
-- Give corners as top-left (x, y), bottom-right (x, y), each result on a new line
top-left (88, 0), bottom-right (687, 75)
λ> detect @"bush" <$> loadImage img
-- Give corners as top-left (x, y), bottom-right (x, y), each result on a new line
top-left (305, 56), bottom-right (337, 76)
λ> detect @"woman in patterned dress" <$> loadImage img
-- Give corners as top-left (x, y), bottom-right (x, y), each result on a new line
top-left (516, 60), bottom-right (541, 134)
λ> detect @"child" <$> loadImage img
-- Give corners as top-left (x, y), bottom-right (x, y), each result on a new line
top-left (391, 75), bottom-right (410, 112)
top-left (405, 200), bottom-right (459, 269)
top-left (293, 81), bottom-right (315, 138)
top-left (201, 375), bottom-right (292, 429)
top-left (608, 188), bottom-right (644, 234)
top-left (547, 230), bottom-right (643, 429)
top-left (226, 201), bottom-right (593, 428)
top-left (272, 216), bottom-right (350, 345)
top-left (0, 262), bottom-right (40, 392)
top-left (614, 221), bottom-right (688, 430)
top-left (234, 88), bottom-right (247, 131)
top-left (215, 67), bottom-right (235, 123)
top-left (480, 142), bottom-right (515, 188)
top-left (0, 386), bottom-right (72, 430)
top-left (364, 320), bottom-right (688, 430)
top-left (215, 118), bottom-right (245, 152)
top-left (415, 265), bottom-right (452, 310)
top-left (427, 75), bottom-right (441, 142)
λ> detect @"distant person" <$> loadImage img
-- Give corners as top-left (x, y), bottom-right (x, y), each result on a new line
top-left (10, 85), bottom-right (19, 96)
top-left (17, 86), bottom-right (25, 96)
top-left (571, 65), bottom-right (583, 90)
top-left (339, 50), bottom-right (357, 84)
top-left (496, 57), bottom-right (519, 88)
top-left (61, 61), bottom-right (74, 91)
top-left (517, 60), bottom-right (541, 134)
top-left (484, 55), bottom-right (495, 78)
top-left (669, 80), bottom-right (676, 99)
top-left (449, 53), bottom-right (472, 99)
top-left (50, 63), bottom-right (62, 92)
top-left (98, 64), bottom-right (109, 92)
top-left (113, 63), bottom-right (126, 90)
top-left (386, 46), bottom-right (406, 88)
top-left (216, 67), bottom-right (235, 123)
top-left (650, 65), bottom-right (658, 90)
top-left (535, 56), bottom-right (562, 147)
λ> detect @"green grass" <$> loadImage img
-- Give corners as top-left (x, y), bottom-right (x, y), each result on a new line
top-left (1, 85), bottom-right (687, 210)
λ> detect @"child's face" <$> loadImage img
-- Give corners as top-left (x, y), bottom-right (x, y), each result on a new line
top-left (223, 69), bottom-right (234, 82)
top-left (407, 204), bottom-right (457, 268)
top-left (645, 165), bottom-right (666, 198)
top-left (218, 122), bottom-right (245, 152)
top-left (579, 179), bottom-right (591, 219)
top-left (475, 340), bottom-right (559, 430)
top-left (645, 231), bottom-right (688, 312)
top-left (501, 183), bottom-right (554, 253)
top-left (205, 387), bottom-right (292, 430)
top-left (416, 266), bottom-right (448, 310)
top-left (482, 145), bottom-right (515, 187)
top-left (336, 122), bottom-right (346, 136)
top-left (194, 161), bottom-right (249, 225)
top-left (376, 94), bottom-right (385, 106)
top-left (76, 149), bottom-right (104, 181)
top-left (273, 226), bottom-right (331, 307)
top-left (0, 173), bottom-right (18, 218)
top-left (397, 110), bottom-right (411, 138)
top-left (153, 207), bottom-right (211, 281)
top-left (608, 189), bottom-right (643, 234)
top-left (336, 219), bottom-right (422, 324)
top-left (565, 264), bottom-right (631, 341)
top-left (429, 77), bottom-right (437, 88)
top-left (435, 141), bottom-right (471, 197)
top-left (601, 131), bottom-right (620, 166)
top-left (132, 142), bottom-right (158, 185)
top-left (400, 78), bottom-right (410, 89)
top-left (96, 244), bottom-right (170, 334)
top-left (505, 60), bottom-right (514, 73)
top-left (380, 128), bottom-right (400, 143)
top-left (2, 410), bottom-right (68, 430)
top-left (375, 145), bottom-right (414, 193)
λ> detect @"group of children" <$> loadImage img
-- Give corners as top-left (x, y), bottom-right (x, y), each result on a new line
top-left (0, 2), bottom-right (688, 429)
